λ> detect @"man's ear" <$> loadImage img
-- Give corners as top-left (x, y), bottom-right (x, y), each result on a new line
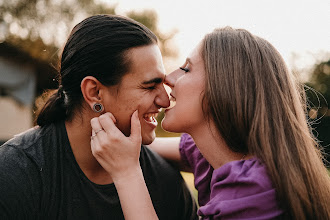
top-left (81, 76), bottom-right (103, 111)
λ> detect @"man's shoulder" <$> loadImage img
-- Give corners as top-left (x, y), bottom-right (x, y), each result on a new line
top-left (2, 125), bottom-right (46, 149)
top-left (0, 127), bottom-right (47, 219)
top-left (0, 124), bottom-right (55, 171)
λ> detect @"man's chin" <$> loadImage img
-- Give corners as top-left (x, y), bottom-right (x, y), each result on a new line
top-left (141, 133), bottom-right (155, 145)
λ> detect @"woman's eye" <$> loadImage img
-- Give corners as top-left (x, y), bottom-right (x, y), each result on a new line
top-left (180, 67), bottom-right (189, 73)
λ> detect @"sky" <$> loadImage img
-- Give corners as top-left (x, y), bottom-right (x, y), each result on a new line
top-left (104, 0), bottom-right (330, 81)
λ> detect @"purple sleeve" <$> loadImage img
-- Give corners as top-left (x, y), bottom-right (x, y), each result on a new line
top-left (179, 133), bottom-right (214, 206)
top-left (198, 159), bottom-right (284, 219)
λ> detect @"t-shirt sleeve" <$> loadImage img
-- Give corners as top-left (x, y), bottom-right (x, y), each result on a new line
top-left (179, 133), bottom-right (206, 171)
top-left (0, 144), bottom-right (40, 219)
top-left (179, 133), bottom-right (193, 169)
top-left (198, 159), bottom-right (284, 219)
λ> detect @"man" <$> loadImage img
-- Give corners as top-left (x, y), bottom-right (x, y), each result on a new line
top-left (0, 15), bottom-right (197, 219)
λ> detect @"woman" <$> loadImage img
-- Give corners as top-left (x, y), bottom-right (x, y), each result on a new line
top-left (0, 15), bottom-right (197, 219)
top-left (91, 27), bottom-right (330, 219)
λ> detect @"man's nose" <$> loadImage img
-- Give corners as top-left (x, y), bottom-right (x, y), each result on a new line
top-left (155, 84), bottom-right (170, 108)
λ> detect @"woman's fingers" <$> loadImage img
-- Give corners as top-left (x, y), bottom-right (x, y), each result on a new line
top-left (90, 110), bottom-right (142, 179)
top-left (98, 113), bottom-right (119, 134)
top-left (90, 116), bottom-right (103, 136)
top-left (129, 110), bottom-right (142, 143)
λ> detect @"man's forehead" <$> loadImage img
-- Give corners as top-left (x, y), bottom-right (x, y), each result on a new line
top-left (122, 70), bottom-right (165, 86)
top-left (132, 68), bottom-right (165, 82)
top-left (123, 44), bottom-right (166, 84)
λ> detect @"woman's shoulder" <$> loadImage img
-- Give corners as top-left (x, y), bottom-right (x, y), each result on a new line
top-left (212, 158), bottom-right (274, 191)
top-left (198, 158), bottom-right (284, 219)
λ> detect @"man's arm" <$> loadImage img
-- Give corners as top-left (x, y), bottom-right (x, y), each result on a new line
top-left (147, 137), bottom-right (181, 161)
top-left (148, 137), bottom-right (192, 172)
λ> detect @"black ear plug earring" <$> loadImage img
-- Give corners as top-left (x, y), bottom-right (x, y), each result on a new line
top-left (93, 103), bottom-right (103, 113)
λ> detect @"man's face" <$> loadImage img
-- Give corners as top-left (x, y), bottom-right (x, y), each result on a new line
top-left (103, 44), bottom-right (170, 145)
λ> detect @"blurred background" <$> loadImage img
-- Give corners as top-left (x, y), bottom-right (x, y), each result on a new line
top-left (1, 0), bottom-right (329, 195)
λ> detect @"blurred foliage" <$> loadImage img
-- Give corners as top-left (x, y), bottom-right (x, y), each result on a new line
top-left (127, 10), bottom-right (178, 58)
top-left (305, 59), bottom-right (330, 108)
top-left (0, 0), bottom-right (177, 66)
top-left (0, 0), bottom-right (178, 132)
top-left (304, 59), bottom-right (330, 166)
top-left (0, 0), bottom-right (115, 53)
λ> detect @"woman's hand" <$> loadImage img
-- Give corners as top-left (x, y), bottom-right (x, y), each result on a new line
top-left (90, 111), bottom-right (158, 220)
top-left (90, 110), bottom-right (142, 182)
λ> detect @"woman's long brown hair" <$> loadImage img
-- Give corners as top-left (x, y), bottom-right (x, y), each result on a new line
top-left (201, 27), bottom-right (330, 219)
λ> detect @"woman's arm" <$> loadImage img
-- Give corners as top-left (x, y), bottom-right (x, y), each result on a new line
top-left (90, 111), bottom-right (158, 220)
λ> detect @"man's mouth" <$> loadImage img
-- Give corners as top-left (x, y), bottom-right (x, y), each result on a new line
top-left (143, 112), bottom-right (159, 123)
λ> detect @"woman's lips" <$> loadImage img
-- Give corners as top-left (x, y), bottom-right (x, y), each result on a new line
top-left (165, 95), bottom-right (176, 111)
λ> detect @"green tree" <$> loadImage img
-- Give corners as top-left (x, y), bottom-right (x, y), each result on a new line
top-left (306, 59), bottom-right (330, 108)
top-left (0, 0), bottom-right (177, 66)
top-left (0, 0), bottom-right (115, 60)
top-left (1, 0), bottom-right (178, 131)
top-left (305, 59), bottom-right (330, 165)
top-left (127, 10), bottom-right (177, 58)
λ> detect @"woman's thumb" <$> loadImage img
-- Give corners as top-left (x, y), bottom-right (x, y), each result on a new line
top-left (130, 110), bottom-right (141, 142)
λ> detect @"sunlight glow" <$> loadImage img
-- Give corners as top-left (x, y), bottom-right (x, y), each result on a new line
top-left (102, 0), bottom-right (330, 80)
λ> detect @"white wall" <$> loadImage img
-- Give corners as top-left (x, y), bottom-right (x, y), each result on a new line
top-left (0, 97), bottom-right (32, 141)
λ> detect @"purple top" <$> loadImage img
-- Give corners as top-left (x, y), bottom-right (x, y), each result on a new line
top-left (179, 133), bottom-right (284, 219)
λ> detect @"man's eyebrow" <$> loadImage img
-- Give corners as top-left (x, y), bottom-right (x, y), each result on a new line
top-left (142, 77), bottom-right (163, 85)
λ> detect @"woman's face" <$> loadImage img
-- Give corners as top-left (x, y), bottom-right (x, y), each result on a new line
top-left (162, 43), bottom-right (207, 134)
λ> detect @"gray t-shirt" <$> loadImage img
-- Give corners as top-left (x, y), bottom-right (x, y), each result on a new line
top-left (0, 121), bottom-right (197, 219)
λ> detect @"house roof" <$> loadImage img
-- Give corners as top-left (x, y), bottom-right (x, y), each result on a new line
top-left (0, 41), bottom-right (58, 96)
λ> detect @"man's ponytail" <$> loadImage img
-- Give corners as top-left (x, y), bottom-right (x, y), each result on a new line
top-left (36, 86), bottom-right (66, 126)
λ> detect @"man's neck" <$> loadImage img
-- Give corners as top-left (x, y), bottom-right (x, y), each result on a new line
top-left (65, 117), bottom-right (113, 185)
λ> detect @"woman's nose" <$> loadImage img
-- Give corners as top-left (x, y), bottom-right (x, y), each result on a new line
top-left (164, 69), bottom-right (182, 88)
top-left (155, 84), bottom-right (170, 108)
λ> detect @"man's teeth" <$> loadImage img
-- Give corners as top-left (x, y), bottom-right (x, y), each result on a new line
top-left (169, 99), bottom-right (176, 109)
top-left (143, 113), bottom-right (158, 121)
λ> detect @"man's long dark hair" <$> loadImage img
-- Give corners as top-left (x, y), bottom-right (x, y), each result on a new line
top-left (37, 15), bottom-right (157, 126)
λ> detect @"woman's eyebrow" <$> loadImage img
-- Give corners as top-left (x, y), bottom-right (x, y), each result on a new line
top-left (142, 77), bottom-right (163, 85)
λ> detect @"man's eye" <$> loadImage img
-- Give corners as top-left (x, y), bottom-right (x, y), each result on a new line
top-left (180, 67), bottom-right (189, 73)
top-left (146, 86), bottom-right (156, 90)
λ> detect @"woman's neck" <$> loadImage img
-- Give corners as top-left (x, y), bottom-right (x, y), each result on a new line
top-left (188, 122), bottom-right (245, 169)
